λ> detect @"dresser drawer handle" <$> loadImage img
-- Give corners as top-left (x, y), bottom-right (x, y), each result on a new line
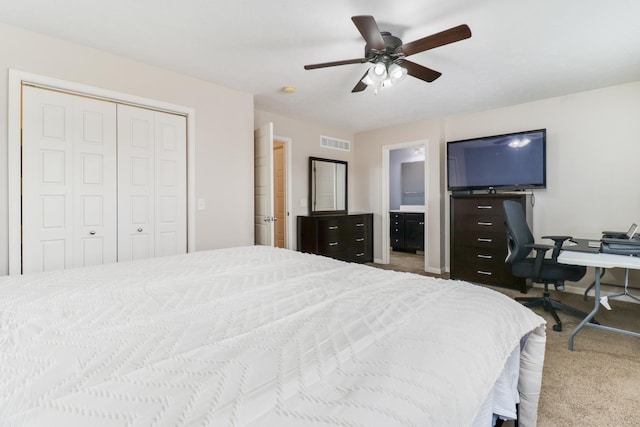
top-left (356, 253), bottom-right (365, 257)
top-left (356, 238), bottom-right (365, 242)
top-left (477, 254), bottom-right (493, 259)
top-left (329, 242), bottom-right (338, 246)
top-left (477, 205), bottom-right (493, 209)
top-left (328, 226), bottom-right (339, 230)
top-left (356, 223), bottom-right (364, 227)
top-left (477, 238), bottom-right (493, 243)
top-left (477, 222), bottom-right (493, 226)
top-left (477, 270), bottom-right (493, 276)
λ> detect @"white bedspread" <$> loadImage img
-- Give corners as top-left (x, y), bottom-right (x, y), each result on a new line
top-left (0, 246), bottom-right (545, 426)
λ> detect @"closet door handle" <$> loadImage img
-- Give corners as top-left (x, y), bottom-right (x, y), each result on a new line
top-left (137, 227), bottom-right (143, 232)
top-left (89, 230), bottom-right (96, 235)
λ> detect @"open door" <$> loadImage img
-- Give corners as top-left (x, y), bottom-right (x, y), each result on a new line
top-left (254, 123), bottom-right (274, 246)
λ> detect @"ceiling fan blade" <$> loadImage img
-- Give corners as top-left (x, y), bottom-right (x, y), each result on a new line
top-left (351, 15), bottom-right (386, 50)
top-left (304, 58), bottom-right (368, 70)
top-left (401, 60), bottom-right (442, 82)
top-left (399, 24), bottom-right (471, 56)
top-left (351, 71), bottom-right (370, 93)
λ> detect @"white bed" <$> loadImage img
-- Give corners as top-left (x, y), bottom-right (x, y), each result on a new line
top-left (0, 246), bottom-right (546, 426)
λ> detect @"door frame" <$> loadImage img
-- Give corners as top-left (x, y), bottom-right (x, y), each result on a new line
top-left (8, 69), bottom-right (197, 275)
top-left (381, 139), bottom-right (429, 270)
top-left (274, 135), bottom-right (293, 249)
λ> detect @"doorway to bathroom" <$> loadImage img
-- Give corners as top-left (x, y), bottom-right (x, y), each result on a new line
top-left (383, 141), bottom-right (427, 273)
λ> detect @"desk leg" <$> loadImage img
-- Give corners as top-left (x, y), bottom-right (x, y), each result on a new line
top-left (569, 266), bottom-right (602, 351)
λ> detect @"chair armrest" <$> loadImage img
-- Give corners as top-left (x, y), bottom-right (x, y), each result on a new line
top-left (542, 235), bottom-right (573, 259)
top-left (526, 243), bottom-right (555, 277)
top-left (542, 235), bottom-right (572, 242)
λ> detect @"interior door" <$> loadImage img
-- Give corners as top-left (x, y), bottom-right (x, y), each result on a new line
top-left (273, 140), bottom-right (286, 248)
top-left (22, 86), bottom-right (117, 273)
top-left (254, 122), bottom-right (274, 246)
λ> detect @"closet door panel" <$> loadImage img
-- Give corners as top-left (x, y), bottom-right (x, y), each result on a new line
top-left (117, 105), bottom-right (156, 261)
top-left (22, 87), bottom-right (75, 273)
top-left (73, 96), bottom-right (117, 267)
top-left (155, 112), bottom-right (187, 257)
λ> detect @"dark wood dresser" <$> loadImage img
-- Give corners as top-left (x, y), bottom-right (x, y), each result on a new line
top-left (297, 213), bottom-right (373, 263)
top-left (390, 212), bottom-right (424, 253)
top-left (450, 194), bottom-right (531, 292)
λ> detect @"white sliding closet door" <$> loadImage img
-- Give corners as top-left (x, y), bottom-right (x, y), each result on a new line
top-left (22, 86), bottom-right (117, 273)
top-left (117, 105), bottom-right (187, 261)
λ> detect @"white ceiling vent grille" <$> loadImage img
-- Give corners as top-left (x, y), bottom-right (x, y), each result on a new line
top-left (320, 135), bottom-right (351, 152)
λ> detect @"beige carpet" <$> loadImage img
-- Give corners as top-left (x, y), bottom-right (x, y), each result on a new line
top-left (370, 253), bottom-right (640, 426)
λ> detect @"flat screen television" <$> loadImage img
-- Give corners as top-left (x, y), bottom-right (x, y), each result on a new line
top-left (447, 129), bottom-right (546, 192)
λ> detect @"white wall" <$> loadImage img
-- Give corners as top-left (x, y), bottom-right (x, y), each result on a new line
top-left (0, 23), bottom-right (255, 275)
top-left (353, 118), bottom-right (445, 271)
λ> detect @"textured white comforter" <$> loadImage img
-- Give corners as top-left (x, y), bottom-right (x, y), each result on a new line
top-left (0, 246), bottom-right (545, 426)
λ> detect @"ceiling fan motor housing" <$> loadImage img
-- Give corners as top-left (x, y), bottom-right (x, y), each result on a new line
top-left (365, 32), bottom-right (404, 62)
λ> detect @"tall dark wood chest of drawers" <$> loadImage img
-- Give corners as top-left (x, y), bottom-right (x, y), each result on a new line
top-left (297, 213), bottom-right (373, 263)
top-left (450, 194), bottom-right (531, 292)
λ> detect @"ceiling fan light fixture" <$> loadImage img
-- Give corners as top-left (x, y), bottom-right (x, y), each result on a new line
top-left (388, 63), bottom-right (407, 84)
top-left (367, 61), bottom-right (388, 83)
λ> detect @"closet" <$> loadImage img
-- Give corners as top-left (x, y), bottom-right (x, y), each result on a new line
top-left (21, 86), bottom-right (187, 274)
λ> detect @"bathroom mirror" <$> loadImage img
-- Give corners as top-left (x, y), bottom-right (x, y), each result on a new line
top-left (309, 157), bottom-right (347, 215)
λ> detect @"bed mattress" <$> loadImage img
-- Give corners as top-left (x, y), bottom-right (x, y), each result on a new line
top-left (0, 246), bottom-right (545, 426)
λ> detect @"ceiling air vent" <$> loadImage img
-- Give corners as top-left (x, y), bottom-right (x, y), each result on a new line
top-left (320, 135), bottom-right (351, 152)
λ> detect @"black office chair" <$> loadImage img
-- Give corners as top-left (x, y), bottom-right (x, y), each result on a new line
top-left (503, 200), bottom-right (591, 332)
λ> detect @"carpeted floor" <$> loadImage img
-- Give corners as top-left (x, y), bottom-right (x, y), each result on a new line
top-left (370, 252), bottom-right (640, 426)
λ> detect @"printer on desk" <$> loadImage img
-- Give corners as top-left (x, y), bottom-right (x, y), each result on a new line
top-left (601, 223), bottom-right (640, 256)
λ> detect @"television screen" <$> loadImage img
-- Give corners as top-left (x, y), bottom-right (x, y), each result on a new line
top-left (447, 129), bottom-right (546, 192)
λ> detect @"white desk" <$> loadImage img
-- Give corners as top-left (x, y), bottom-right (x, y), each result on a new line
top-left (557, 250), bottom-right (640, 351)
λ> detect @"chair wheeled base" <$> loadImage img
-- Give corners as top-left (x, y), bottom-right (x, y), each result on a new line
top-left (516, 284), bottom-right (596, 332)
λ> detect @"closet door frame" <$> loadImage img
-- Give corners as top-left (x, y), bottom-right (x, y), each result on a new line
top-left (8, 69), bottom-right (196, 275)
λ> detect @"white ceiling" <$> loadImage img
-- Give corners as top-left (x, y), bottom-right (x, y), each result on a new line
top-left (2, 0), bottom-right (640, 133)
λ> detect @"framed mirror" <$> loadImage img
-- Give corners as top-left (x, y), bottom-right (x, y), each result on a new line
top-left (309, 157), bottom-right (348, 215)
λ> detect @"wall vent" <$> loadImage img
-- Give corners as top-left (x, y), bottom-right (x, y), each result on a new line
top-left (320, 135), bottom-right (351, 152)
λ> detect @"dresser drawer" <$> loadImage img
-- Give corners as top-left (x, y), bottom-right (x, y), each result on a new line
top-left (454, 214), bottom-right (505, 233)
top-left (451, 261), bottom-right (515, 286)
top-left (347, 215), bottom-right (369, 238)
top-left (453, 198), bottom-right (505, 216)
top-left (390, 212), bottom-right (403, 222)
top-left (453, 245), bottom-right (507, 264)
top-left (454, 230), bottom-right (506, 248)
top-left (347, 241), bottom-right (370, 262)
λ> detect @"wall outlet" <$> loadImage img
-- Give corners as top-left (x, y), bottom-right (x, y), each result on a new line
top-left (197, 198), bottom-right (206, 210)
top-left (300, 198), bottom-right (307, 208)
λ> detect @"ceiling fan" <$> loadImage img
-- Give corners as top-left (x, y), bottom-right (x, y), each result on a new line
top-left (304, 15), bottom-right (472, 93)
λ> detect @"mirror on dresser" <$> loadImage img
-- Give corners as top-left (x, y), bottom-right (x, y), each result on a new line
top-left (309, 157), bottom-right (347, 215)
